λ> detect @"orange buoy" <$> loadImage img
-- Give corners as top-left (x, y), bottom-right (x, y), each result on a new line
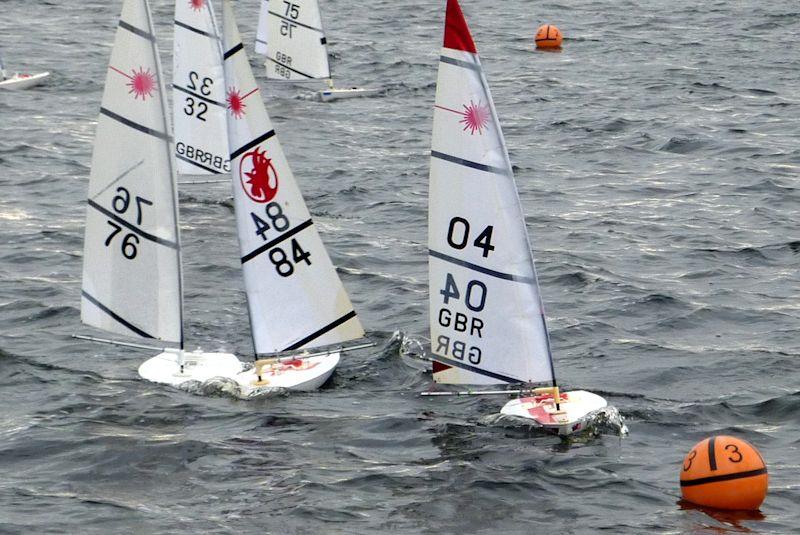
top-left (535, 24), bottom-right (563, 49)
top-left (680, 436), bottom-right (768, 510)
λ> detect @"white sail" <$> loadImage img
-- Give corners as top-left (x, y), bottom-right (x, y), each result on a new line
top-left (173, 0), bottom-right (229, 175)
top-left (81, 0), bottom-right (183, 345)
top-left (258, 0), bottom-right (331, 80)
top-left (222, 0), bottom-right (364, 354)
top-left (254, 0), bottom-right (269, 55)
top-left (428, 0), bottom-right (555, 385)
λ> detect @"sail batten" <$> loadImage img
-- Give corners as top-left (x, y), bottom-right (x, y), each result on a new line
top-left (222, 0), bottom-right (364, 354)
top-left (428, 0), bottom-right (555, 386)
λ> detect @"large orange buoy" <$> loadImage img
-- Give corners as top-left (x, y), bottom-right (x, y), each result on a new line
top-left (680, 436), bottom-right (768, 510)
top-left (535, 24), bottom-right (562, 49)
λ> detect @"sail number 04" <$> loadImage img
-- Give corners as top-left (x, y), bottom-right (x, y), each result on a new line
top-left (251, 202), bottom-right (312, 277)
top-left (104, 187), bottom-right (152, 260)
top-left (447, 217), bottom-right (494, 257)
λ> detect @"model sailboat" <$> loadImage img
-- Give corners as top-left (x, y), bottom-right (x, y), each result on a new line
top-left (254, 0), bottom-right (378, 101)
top-left (0, 50), bottom-right (49, 90)
top-left (424, 0), bottom-right (606, 435)
top-left (80, 0), bottom-right (369, 395)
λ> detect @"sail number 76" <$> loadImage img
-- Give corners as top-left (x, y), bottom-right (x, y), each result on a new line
top-left (104, 187), bottom-right (152, 260)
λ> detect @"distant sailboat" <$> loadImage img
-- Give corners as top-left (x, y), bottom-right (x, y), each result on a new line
top-left (424, 0), bottom-right (606, 435)
top-left (254, 0), bottom-right (378, 101)
top-left (0, 50), bottom-right (49, 90)
top-left (79, 0), bottom-right (370, 395)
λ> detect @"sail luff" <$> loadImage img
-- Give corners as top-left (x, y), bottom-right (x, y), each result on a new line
top-left (428, 0), bottom-right (555, 385)
top-left (222, 0), bottom-right (364, 354)
top-left (147, 0), bottom-right (185, 349)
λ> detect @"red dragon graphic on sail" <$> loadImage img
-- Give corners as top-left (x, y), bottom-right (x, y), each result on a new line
top-left (239, 147), bottom-right (278, 203)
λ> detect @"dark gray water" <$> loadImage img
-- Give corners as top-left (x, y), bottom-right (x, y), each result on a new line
top-left (1, 0), bottom-right (799, 532)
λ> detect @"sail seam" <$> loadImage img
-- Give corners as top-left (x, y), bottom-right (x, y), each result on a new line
top-left (430, 150), bottom-right (510, 176)
top-left (439, 54), bottom-right (481, 72)
top-left (283, 311), bottom-right (358, 351)
top-left (241, 219), bottom-right (314, 263)
top-left (431, 353), bottom-right (522, 383)
top-left (265, 56), bottom-right (314, 79)
top-left (268, 11), bottom-right (323, 33)
top-left (429, 249), bottom-right (535, 284)
top-left (173, 84), bottom-right (225, 106)
top-left (87, 199), bottom-right (179, 249)
top-left (118, 20), bottom-right (155, 42)
top-left (223, 42), bottom-right (244, 59)
top-left (230, 129), bottom-right (275, 160)
top-left (174, 19), bottom-right (218, 39)
top-left (81, 290), bottom-right (155, 339)
top-left (100, 107), bottom-right (170, 141)
top-left (176, 154), bottom-right (223, 174)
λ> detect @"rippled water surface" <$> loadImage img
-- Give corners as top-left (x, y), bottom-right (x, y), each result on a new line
top-left (1, 0), bottom-right (799, 533)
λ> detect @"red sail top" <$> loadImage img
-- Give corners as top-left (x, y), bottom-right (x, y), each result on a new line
top-left (443, 0), bottom-right (477, 53)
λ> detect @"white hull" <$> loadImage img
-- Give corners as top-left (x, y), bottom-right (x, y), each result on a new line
top-left (317, 86), bottom-right (380, 102)
top-left (138, 349), bottom-right (339, 396)
top-left (0, 72), bottom-right (49, 90)
top-left (500, 390), bottom-right (608, 436)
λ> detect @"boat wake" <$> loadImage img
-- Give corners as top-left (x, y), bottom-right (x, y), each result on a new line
top-left (486, 405), bottom-right (628, 438)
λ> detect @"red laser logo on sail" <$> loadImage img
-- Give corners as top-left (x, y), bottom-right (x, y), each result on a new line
top-left (435, 100), bottom-right (490, 135)
top-left (240, 147), bottom-right (278, 203)
top-left (189, 0), bottom-right (205, 11)
top-left (226, 86), bottom-right (258, 119)
top-left (110, 66), bottom-right (157, 100)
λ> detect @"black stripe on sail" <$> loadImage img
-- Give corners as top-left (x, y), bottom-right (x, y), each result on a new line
top-left (173, 84), bottom-right (225, 107)
top-left (100, 108), bottom-right (170, 141)
top-left (255, 38), bottom-right (267, 46)
top-left (284, 311), bottom-right (359, 351)
top-left (439, 54), bottom-right (481, 73)
top-left (119, 20), bottom-right (156, 42)
top-left (176, 153), bottom-right (223, 174)
top-left (431, 150), bottom-right (510, 176)
top-left (81, 290), bottom-right (155, 339)
top-left (230, 130), bottom-right (275, 160)
top-left (174, 19), bottom-right (217, 38)
top-left (431, 353), bottom-right (521, 384)
top-left (224, 42), bottom-right (243, 59)
top-left (265, 56), bottom-right (314, 79)
top-left (241, 219), bottom-right (313, 263)
top-left (429, 249), bottom-right (535, 284)
top-left (708, 436), bottom-right (718, 471)
top-left (268, 11), bottom-right (323, 33)
top-left (87, 199), bottom-right (179, 249)
top-left (680, 468), bottom-right (768, 487)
